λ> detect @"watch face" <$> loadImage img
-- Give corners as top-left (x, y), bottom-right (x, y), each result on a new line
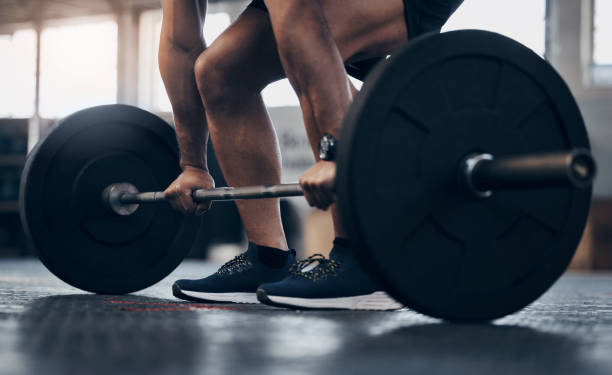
top-left (319, 134), bottom-right (336, 161)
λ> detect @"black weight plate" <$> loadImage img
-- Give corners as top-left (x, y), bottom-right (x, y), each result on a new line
top-left (337, 30), bottom-right (592, 321)
top-left (20, 105), bottom-right (200, 294)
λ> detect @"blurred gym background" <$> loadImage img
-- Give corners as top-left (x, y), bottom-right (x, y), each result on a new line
top-left (0, 0), bottom-right (610, 267)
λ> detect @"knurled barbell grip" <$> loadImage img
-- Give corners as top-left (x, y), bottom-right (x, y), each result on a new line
top-left (193, 184), bottom-right (304, 201)
top-left (119, 183), bottom-right (304, 205)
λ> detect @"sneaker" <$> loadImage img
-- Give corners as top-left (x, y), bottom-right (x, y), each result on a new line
top-left (256, 239), bottom-right (402, 311)
top-left (173, 243), bottom-right (296, 304)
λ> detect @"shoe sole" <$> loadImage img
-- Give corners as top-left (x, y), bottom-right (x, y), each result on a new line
top-left (257, 289), bottom-right (403, 311)
top-left (173, 283), bottom-right (259, 304)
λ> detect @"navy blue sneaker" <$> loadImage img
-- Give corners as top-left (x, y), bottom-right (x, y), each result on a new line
top-left (256, 239), bottom-right (402, 310)
top-left (173, 243), bottom-right (296, 304)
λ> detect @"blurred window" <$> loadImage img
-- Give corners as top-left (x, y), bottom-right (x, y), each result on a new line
top-left (262, 77), bottom-right (364, 109)
top-left (594, 0), bottom-right (612, 65)
top-left (39, 21), bottom-right (118, 118)
top-left (262, 80), bottom-right (300, 108)
top-left (204, 13), bottom-right (232, 43)
top-left (442, 0), bottom-right (547, 56)
top-left (0, 30), bottom-right (37, 118)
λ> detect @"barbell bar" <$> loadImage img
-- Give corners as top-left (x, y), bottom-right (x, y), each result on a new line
top-left (103, 150), bottom-right (596, 217)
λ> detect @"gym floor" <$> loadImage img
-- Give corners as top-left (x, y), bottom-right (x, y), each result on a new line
top-left (0, 260), bottom-right (610, 375)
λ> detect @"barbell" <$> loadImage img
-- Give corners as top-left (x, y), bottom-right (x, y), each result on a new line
top-left (102, 148), bottom-right (594, 213)
top-left (19, 30), bottom-right (596, 322)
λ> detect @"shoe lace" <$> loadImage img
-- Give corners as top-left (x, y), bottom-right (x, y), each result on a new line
top-left (289, 253), bottom-right (342, 281)
top-left (217, 253), bottom-right (251, 275)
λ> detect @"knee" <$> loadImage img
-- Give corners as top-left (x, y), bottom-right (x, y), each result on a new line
top-left (194, 47), bottom-right (266, 111)
top-left (194, 49), bottom-right (230, 108)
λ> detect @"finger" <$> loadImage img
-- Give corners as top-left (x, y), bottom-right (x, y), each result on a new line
top-left (322, 177), bottom-right (335, 192)
top-left (304, 190), bottom-right (316, 208)
top-left (193, 186), bottom-right (212, 215)
top-left (177, 190), bottom-right (196, 214)
top-left (164, 189), bottom-right (183, 212)
top-left (307, 184), bottom-right (326, 210)
top-left (169, 193), bottom-right (186, 213)
top-left (195, 201), bottom-right (212, 216)
top-left (317, 190), bottom-right (333, 210)
top-left (318, 189), bottom-right (334, 210)
top-left (311, 178), bottom-right (334, 210)
top-left (301, 183), bottom-right (317, 208)
top-left (301, 177), bottom-right (326, 209)
top-left (314, 182), bottom-right (334, 207)
top-left (323, 187), bottom-right (336, 208)
top-left (162, 187), bottom-right (176, 204)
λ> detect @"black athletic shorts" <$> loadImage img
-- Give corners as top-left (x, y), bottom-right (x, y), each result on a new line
top-left (247, 0), bottom-right (464, 80)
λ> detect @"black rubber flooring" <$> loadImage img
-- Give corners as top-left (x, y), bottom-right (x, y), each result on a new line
top-left (0, 259), bottom-right (611, 375)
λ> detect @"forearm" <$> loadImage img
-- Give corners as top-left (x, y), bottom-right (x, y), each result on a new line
top-left (159, 29), bottom-right (209, 170)
top-left (272, 2), bottom-right (352, 139)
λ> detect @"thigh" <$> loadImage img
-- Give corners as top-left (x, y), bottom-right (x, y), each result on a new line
top-left (204, 7), bottom-right (285, 91)
top-left (263, 0), bottom-right (409, 63)
top-left (205, 0), bottom-right (408, 89)
top-left (324, 0), bottom-right (409, 62)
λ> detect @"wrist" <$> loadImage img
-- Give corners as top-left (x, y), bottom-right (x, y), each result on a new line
top-left (180, 163), bottom-right (208, 172)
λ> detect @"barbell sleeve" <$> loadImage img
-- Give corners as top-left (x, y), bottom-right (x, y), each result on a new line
top-left (464, 149), bottom-right (596, 197)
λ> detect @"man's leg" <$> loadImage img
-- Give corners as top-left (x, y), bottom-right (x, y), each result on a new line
top-left (255, 0), bottom-right (410, 310)
top-left (171, 7), bottom-right (303, 304)
top-left (160, 4), bottom-right (298, 305)
top-left (194, 8), bottom-right (289, 250)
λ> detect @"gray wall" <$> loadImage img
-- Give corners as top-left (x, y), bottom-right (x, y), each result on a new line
top-left (548, 0), bottom-right (612, 197)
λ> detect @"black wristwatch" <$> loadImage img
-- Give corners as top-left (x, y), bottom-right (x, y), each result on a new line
top-left (318, 133), bottom-right (338, 161)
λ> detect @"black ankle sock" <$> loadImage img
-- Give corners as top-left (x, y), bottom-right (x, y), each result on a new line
top-left (257, 244), bottom-right (289, 268)
top-left (333, 237), bottom-right (352, 248)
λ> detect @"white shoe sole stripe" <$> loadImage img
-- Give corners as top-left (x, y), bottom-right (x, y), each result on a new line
top-left (179, 289), bottom-right (259, 304)
top-left (266, 291), bottom-right (403, 310)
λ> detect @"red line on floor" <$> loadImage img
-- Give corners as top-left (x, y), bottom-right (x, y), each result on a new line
top-left (117, 306), bottom-right (234, 312)
top-left (105, 299), bottom-right (236, 311)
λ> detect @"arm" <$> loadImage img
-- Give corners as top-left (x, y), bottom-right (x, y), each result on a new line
top-left (265, 0), bottom-right (352, 140)
top-left (159, 0), bottom-right (214, 215)
top-left (264, 0), bottom-right (352, 209)
top-left (159, 0), bottom-right (208, 170)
